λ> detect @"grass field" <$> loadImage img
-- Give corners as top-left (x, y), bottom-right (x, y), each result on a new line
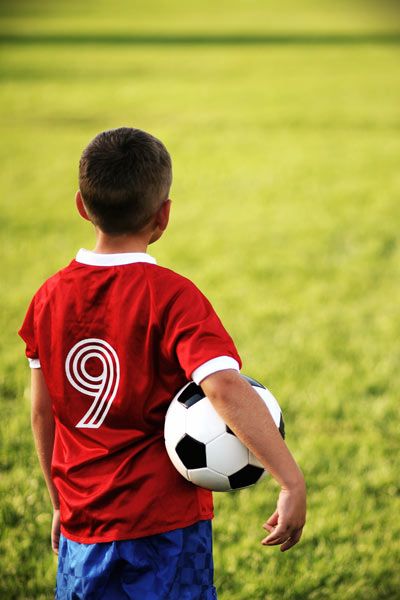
top-left (1, 1), bottom-right (400, 598)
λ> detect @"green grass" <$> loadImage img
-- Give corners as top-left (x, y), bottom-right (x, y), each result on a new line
top-left (1, 1), bottom-right (400, 598)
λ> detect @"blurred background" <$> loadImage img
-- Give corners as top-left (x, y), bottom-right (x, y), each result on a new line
top-left (1, 1), bottom-right (399, 598)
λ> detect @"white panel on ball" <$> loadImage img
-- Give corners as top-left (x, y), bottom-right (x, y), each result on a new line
top-left (164, 401), bottom-right (188, 480)
top-left (164, 399), bottom-right (187, 443)
top-left (188, 467), bottom-right (231, 492)
top-left (206, 433), bottom-right (249, 476)
top-left (186, 397), bottom-right (226, 443)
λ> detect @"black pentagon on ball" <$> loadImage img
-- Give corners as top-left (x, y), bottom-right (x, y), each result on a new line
top-left (228, 465), bottom-right (265, 489)
top-left (177, 382), bottom-right (205, 408)
top-left (176, 435), bottom-right (207, 469)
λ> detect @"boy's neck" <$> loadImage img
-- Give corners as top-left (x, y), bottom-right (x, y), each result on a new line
top-left (93, 230), bottom-right (150, 255)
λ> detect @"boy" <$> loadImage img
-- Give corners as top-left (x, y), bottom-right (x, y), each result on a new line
top-left (19, 127), bottom-right (306, 600)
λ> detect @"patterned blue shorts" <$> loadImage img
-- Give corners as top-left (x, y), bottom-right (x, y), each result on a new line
top-left (56, 520), bottom-right (217, 600)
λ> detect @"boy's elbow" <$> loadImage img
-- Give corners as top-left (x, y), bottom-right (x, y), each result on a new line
top-left (31, 398), bottom-right (54, 424)
top-left (200, 369), bottom-right (244, 405)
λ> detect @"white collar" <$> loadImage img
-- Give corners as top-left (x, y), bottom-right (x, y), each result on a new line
top-left (75, 248), bottom-right (157, 267)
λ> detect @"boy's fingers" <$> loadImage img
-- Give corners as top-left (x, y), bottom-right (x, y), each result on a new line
top-left (263, 511), bottom-right (279, 532)
top-left (262, 535), bottom-right (287, 546)
top-left (261, 526), bottom-right (304, 550)
top-left (52, 527), bottom-right (60, 555)
top-left (52, 538), bottom-right (59, 555)
top-left (262, 526), bottom-right (290, 546)
top-left (280, 528), bottom-right (303, 552)
top-left (262, 523), bottom-right (293, 545)
top-left (265, 510), bottom-right (278, 527)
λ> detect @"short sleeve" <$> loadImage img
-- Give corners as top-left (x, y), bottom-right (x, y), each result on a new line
top-left (18, 295), bottom-right (39, 363)
top-left (162, 280), bottom-right (241, 381)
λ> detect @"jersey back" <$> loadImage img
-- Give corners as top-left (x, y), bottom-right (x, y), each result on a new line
top-left (19, 254), bottom-right (241, 543)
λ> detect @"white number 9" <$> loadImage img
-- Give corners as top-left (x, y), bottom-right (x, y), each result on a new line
top-left (65, 338), bottom-right (120, 429)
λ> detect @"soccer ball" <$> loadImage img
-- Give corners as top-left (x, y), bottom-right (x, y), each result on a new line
top-left (164, 375), bottom-right (285, 492)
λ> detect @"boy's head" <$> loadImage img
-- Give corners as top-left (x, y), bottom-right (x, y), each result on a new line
top-left (78, 127), bottom-right (172, 236)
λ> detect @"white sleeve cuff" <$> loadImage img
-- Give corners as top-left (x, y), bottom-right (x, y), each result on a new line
top-left (191, 356), bottom-right (240, 385)
top-left (28, 358), bottom-right (41, 369)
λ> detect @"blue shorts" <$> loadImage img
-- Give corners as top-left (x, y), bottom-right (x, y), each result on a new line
top-left (56, 520), bottom-right (217, 600)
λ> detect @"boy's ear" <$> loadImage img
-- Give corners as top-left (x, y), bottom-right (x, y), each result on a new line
top-left (148, 199), bottom-right (171, 245)
top-left (156, 198), bottom-right (171, 232)
top-left (76, 191), bottom-right (91, 222)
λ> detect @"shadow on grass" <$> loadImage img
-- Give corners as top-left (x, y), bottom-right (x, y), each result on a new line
top-left (1, 32), bottom-right (400, 46)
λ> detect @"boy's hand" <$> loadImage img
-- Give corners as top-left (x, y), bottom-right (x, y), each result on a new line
top-left (261, 484), bottom-right (306, 552)
top-left (52, 508), bottom-right (61, 555)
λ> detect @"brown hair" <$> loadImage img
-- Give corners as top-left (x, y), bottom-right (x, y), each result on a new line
top-left (79, 127), bottom-right (172, 235)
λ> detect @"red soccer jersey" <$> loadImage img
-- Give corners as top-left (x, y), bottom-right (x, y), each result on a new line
top-left (19, 250), bottom-right (241, 543)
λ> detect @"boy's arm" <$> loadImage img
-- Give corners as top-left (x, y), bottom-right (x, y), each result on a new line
top-left (31, 368), bottom-right (60, 554)
top-left (200, 370), bottom-right (306, 552)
